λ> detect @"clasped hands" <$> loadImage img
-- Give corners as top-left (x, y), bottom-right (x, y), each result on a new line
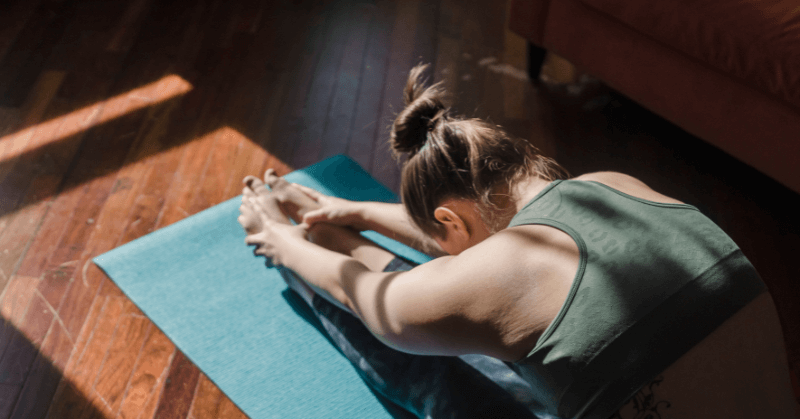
top-left (237, 169), bottom-right (363, 267)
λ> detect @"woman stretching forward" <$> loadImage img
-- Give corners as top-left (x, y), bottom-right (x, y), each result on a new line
top-left (239, 65), bottom-right (799, 419)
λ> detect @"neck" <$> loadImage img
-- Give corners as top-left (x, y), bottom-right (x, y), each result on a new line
top-left (512, 175), bottom-right (555, 213)
top-left (485, 175), bottom-right (554, 232)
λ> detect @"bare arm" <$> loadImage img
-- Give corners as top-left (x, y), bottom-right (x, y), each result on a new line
top-left (245, 209), bottom-right (527, 358)
top-left (354, 201), bottom-right (446, 257)
top-left (294, 184), bottom-right (447, 257)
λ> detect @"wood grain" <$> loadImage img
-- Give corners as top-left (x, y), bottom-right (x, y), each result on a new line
top-left (370, 0), bottom-right (421, 193)
top-left (0, 1), bottom-right (797, 418)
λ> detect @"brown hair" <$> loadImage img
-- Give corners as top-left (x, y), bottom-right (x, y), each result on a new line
top-left (390, 64), bottom-right (568, 236)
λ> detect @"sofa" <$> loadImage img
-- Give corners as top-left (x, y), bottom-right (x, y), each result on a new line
top-left (509, 0), bottom-right (800, 401)
top-left (509, 0), bottom-right (800, 195)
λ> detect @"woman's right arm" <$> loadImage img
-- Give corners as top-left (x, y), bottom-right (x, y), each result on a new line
top-left (295, 185), bottom-right (447, 257)
top-left (356, 201), bottom-right (446, 257)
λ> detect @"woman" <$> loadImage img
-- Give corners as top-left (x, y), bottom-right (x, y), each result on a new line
top-left (239, 65), bottom-right (799, 418)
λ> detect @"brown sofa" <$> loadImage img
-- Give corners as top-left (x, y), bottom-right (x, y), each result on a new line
top-left (509, 0), bottom-right (800, 195)
top-left (509, 0), bottom-right (800, 400)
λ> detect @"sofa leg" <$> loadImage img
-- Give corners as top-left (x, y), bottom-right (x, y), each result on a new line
top-left (527, 42), bottom-right (547, 82)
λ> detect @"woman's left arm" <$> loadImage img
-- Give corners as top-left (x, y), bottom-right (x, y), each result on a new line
top-left (245, 216), bottom-right (513, 357)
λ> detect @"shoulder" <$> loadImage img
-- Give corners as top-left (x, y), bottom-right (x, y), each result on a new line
top-left (383, 228), bottom-right (576, 359)
top-left (573, 171), bottom-right (684, 205)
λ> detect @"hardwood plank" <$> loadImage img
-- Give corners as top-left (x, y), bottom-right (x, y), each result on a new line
top-left (475, 0), bottom-right (506, 57)
top-left (189, 37), bottom-right (257, 213)
top-left (370, 0), bottom-right (421, 192)
top-left (163, 35), bottom-right (259, 220)
top-left (347, 0), bottom-right (395, 170)
top-left (33, 62), bottom-right (177, 310)
top-left (45, 296), bottom-right (124, 418)
top-left (12, 58), bottom-right (131, 280)
top-left (0, 1), bottom-right (75, 109)
top-left (215, 395), bottom-right (248, 419)
top-left (0, 189), bottom-right (51, 294)
top-left (453, 0), bottom-right (489, 120)
top-left (215, 5), bottom-right (299, 192)
top-left (135, 358), bottom-right (171, 419)
top-left (501, 1), bottom-right (529, 121)
top-left (188, 126), bottom-right (241, 215)
top-left (0, 291), bottom-right (55, 389)
top-left (118, 4), bottom-right (230, 224)
top-left (36, 175), bottom-right (116, 310)
top-left (11, 184), bottom-right (83, 280)
top-left (55, 37), bottom-right (124, 105)
top-left (233, 0), bottom-right (264, 35)
top-left (187, 375), bottom-right (223, 419)
top-left (0, 0), bottom-right (67, 107)
top-left (0, 278), bottom-right (37, 415)
top-left (0, 69), bottom-right (66, 187)
top-left (267, 4), bottom-right (330, 164)
top-left (0, 276), bottom-right (39, 356)
top-left (155, 128), bottom-right (219, 228)
top-left (221, 131), bottom-right (269, 202)
top-left (410, 0), bottom-right (439, 70)
top-left (114, 326), bottom-right (174, 419)
top-left (317, 2), bottom-right (374, 162)
top-left (290, 1), bottom-right (356, 170)
top-left (52, 120), bottom-right (175, 337)
top-left (0, 384), bottom-right (22, 419)
top-left (0, 0), bottom-right (45, 66)
top-left (42, 280), bottom-right (104, 419)
top-left (246, 14), bottom-right (308, 170)
top-left (8, 319), bottom-right (73, 419)
top-left (480, 55), bottom-right (507, 128)
top-left (111, 96), bottom-right (194, 247)
top-left (431, 0), bottom-right (461, 90)
top-left (0, 108), bottom-right (20, 143)
top-left (92, 308), bottom-right (150, 415)
top-left (187, 376), bottom-right (246, 419)
top-left (106, 0), bottom-right (154, 53)
top-left (151, 350), bottom-right (200, 419)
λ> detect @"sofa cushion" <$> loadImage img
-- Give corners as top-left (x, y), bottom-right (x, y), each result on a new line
top-left (580, 0), bottom-right (800, 110)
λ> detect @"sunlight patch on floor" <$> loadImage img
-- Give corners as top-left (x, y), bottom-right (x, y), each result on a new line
top-left (0, 75), bottom-right (193, 163)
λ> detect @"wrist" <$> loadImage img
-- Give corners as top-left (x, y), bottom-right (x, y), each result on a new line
top-left (349, 201), bottom-right (372, 231)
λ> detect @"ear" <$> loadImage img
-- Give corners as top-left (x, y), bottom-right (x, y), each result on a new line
top-left (434, 206), bottom-right (470, 242)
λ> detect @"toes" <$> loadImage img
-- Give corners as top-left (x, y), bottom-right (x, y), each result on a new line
top-left (264, 168), bottom-right (289, 190)
top-left (244, 175), bottom-right (266, 192)
top-left (242, 186), bottom-right (256, 198)
top-left (249, 195), bottom-right (292, 225)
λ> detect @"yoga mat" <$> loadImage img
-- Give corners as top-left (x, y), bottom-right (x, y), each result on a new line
top-left (94, 155), bottom-right (432, 419)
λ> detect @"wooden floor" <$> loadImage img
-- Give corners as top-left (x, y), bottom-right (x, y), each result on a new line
top-left (0, 0), bottom-right (798, 418)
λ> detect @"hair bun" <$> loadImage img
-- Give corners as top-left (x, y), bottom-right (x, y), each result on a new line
top-left (390, 64), bottom-right (447, 155)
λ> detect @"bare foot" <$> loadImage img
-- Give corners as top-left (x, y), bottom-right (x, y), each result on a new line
top-left (243, 169), bottom-right (322, 223)
top-left (239, 180), bottom-right (320, 304)
top-left (241, 183), bottom-right (291, 225)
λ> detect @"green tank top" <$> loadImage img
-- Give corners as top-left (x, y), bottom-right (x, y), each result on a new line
top-left (507, 180), bottom-right (766, 419)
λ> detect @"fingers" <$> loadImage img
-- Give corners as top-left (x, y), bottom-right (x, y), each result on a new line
top-left (301, 209), bottom-right (328, 225)
top-left (293, 184), bottom-right (322, 201)
top-left (245, 232), bottom-right (263, 246)
top-left (245, 238), bottom-right (275, 268)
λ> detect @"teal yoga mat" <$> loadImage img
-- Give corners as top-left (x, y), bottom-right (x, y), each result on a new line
top-left (94, 155), bottom-right (432, 419)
